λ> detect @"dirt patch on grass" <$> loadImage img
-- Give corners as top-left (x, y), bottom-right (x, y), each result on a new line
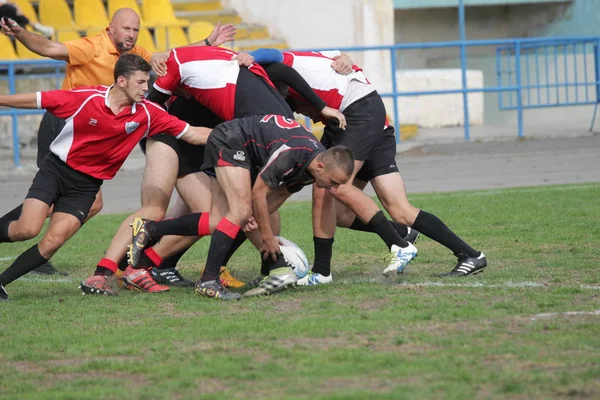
top-left (280, 334), bottom-right (432, 355)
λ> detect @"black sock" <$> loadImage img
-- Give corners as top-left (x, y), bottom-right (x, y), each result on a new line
top-left (200, 224), bottom-right (238, 282)
top-left (311, 236), bottom-right (334, 276)
top-left (411, 210), bottom-right (479, 257)
top-left (117, 257), bottom-right (129, 271)
top-left (0, 204), bottom-right (23, 225)
top-left (367, 211), bottom-right (408, 249)
top-left (157, 246), bottom-right (190, 270)
top-left (222, 231), bottom-right (247, 266)
top-left (348, 216), bottom-right (409, 238)
top-left (0, 219), bottom-right (13, 243)
top-left (151, 213), bottom-right (207, 238)
top-left (0, 244), bottom-right (48, 286)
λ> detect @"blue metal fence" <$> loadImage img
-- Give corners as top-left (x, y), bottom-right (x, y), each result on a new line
top-left (2, 38), bottom-right (600, 167)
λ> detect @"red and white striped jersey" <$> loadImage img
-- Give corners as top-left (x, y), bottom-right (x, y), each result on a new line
top-left (37, 85), bottom-right (189, 180)
top-left (153, 46), bottom-right (273, 121)
top-left (282, 51), bottom-right (374, 111)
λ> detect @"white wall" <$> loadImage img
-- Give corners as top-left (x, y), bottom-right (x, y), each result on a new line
top-left (224, 0), bottom-right (395, 105)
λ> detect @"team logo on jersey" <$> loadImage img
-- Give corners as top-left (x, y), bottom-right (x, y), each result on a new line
top-left (309, 139), bottom-right (319, 148)
top-left (125, 121), bottom-right (140, 134)
top-left (89, 118), bottom-right (97, 126)
top-left (233, 151), bottom-right (246, 162)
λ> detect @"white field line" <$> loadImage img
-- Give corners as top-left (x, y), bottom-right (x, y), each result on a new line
top-left (0, 256), bottom-right (15, 261)
top-left (531, 309), bottom-right (600, 320)
top-left (336, 277), bottom-right (600, 290)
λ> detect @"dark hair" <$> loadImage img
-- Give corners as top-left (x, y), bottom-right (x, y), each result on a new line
top-left (114, 53), bottom-right (151, 82)
top-left (321, 146), bottom-right (354, 177)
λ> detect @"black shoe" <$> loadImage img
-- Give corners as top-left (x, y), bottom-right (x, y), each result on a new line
top-left (32, 260), bottom-right (68, 276)
top-left (150, 267), bottom-right (195, 288)
top-left (438, 253), bottom-right (487, 277)
top-left (404, 227), bottom-right (420, 245)
top-left (0, 284), bottom-right (8, 301)
top-left (195, 280), bottom-right (241, 301)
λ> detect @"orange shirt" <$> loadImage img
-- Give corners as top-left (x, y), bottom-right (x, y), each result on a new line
top-left (61, 29), bottom-right (152, 89)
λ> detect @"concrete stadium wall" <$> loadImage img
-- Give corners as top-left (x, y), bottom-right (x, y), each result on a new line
top-left (394, 1), bottom-right (600, 129)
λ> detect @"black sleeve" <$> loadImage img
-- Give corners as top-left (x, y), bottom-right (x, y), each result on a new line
top-left (145, 88), bottom-right (171, 109)
top-left (262, 62), bottom-right (327, 111)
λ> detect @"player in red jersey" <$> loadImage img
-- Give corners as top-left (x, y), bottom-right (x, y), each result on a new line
top-left (0, 54), bottom-right (211, 301)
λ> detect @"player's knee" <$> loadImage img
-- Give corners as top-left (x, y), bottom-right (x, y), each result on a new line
top-left (11, 222), bottom-right (43, 241)
top-left (230, 203), bottom-right (252, 223)
top-left (39, 231), bottom-right (69, 255)
top-left (139, 206), bottom-right (167, 221)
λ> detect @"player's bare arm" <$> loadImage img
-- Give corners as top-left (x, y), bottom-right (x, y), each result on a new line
top-left (1, 17), bottom-right (69, 61)
top-left (252, 176), bottom-right (280, 261)
top-left (180, 126), bottom-right (213, 146)
top-left (0, 92), bottom-right (38, 109)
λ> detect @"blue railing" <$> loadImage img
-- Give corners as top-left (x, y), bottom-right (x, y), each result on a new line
top-left (3, 37), bottom-right (600, 167)
top-left (0, 59), bottom-right (65, 167)
top-left (300, 36), bottom-right (600, 143)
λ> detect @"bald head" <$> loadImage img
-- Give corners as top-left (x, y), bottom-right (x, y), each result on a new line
top-left (108, 8), bottom-right (141, 53)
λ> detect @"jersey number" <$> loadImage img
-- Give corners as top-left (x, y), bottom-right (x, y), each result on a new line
top-left (261, 114), bottom-right (302, 130)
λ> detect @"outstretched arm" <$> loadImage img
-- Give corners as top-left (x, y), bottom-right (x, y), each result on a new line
top-left (1, 17), bottom-right (69, 61)
top-left (252, 176), bottom-right (280, 262)
top-left (0, 92), bottom-right (39, 109)
top-left (180, 126), bottom-right (212, 146)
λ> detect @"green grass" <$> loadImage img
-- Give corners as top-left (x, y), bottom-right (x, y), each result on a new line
top-left (1, 183), bottom-right (599, 400)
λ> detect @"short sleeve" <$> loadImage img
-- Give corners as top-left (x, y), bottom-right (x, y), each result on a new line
top-left (38, 89), bottom-right (94, 119)
top-left (63, 37), bottom-right (97, 66)
top-left (153, 52), bottom-right (181, 95)
top-left (145, 101), bottom-right (189, 138)
top-left (258, 146), bottom-right (300, 189)
top-left (132, 45), bottom-right (152, 62)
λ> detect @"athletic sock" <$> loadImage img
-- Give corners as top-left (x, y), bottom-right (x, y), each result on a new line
top-left (367, 211), bottom-right (408, 249)
top-left (348, 216), bottom-right (409, 238)
top-left (0, 244), bottom-right (48, 286)
top-left (311, 237), bottom-right (334, 276)
top-left (411, 210), bottom-right (479, 257)
top-left (94, 258), bottom-right (117, 276)
top-left (150, 212), bottom-right (210, 238)
top-left (199, 218), bottom-right (240, 283)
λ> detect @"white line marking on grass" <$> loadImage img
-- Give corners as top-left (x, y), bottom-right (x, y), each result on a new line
top-left (20, 276), bottom-right (79, 283)
top-left (0, 256), bottom-right (15, 261)
top-left (531, 310), bottom-right (600, 320)
top-left (336, 278), bottom-right (600, 291)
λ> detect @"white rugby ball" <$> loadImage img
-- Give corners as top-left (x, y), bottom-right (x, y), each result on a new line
top-left (277, 236), bottom-right (310, 279)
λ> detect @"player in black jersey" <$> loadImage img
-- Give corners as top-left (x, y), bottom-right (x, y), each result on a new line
top-left (128, 114), bottom-right (354, 300)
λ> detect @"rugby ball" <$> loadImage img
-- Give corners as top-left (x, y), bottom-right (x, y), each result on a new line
top-left (277, 236), bottom-right (310, 279)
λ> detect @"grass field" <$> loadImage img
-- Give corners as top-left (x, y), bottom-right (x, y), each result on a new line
top-left (1, 183), bottom-right (599, 399)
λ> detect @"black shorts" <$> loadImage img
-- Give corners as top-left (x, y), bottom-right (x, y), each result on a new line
top-left (321, 91), bottom-right (399, 182)
top-left (37, 112), bottom-right (66, 168)
top-left (234, 67), bottom-right (294, 119)
top-left (201, 123), bottom-right (257, 182)
top-left (139, 97), bottom-right (221, 178)
top-left (26, 154), bottom-right (103, 224)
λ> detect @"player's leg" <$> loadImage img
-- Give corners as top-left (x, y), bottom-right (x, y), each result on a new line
top-left (194, 167), bottom-right (250, 301)
top-left (84, 138), bottom-right (178, 294)
top-left (2, 160), bottom-right (100, 299)
top-left (32, 112), bottom-right (70, 275)
top-left (371, 170), bottom-right (487, 277)
top-left (334, 136), bottom-right (419, 244)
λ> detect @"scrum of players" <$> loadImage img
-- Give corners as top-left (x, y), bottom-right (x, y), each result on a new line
top-left (0, 10), bottom-right (486, 301)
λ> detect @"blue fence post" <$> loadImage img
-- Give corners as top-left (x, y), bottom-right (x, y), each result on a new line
top-left (8, 63), bottom-right (21, 168)
top-left (589, 40), bottom-right (600, 132)
top-left (515, 41), bottom-right (524, 137)
top-left (458, 0), bottom-right (470, 141)
top-left (390, 48), bottom-right (401, 143)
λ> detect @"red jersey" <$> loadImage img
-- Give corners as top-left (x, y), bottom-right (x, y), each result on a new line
top-left (37, 85), bottom-right (189, 180)
top-left (281, 51), bottom-right (372, 111)
top-left (153, 46), bottom-right (274, 121)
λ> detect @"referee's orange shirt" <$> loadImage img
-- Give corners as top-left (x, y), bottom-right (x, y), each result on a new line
top-left (61, 29), bottom-right (152, 90)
